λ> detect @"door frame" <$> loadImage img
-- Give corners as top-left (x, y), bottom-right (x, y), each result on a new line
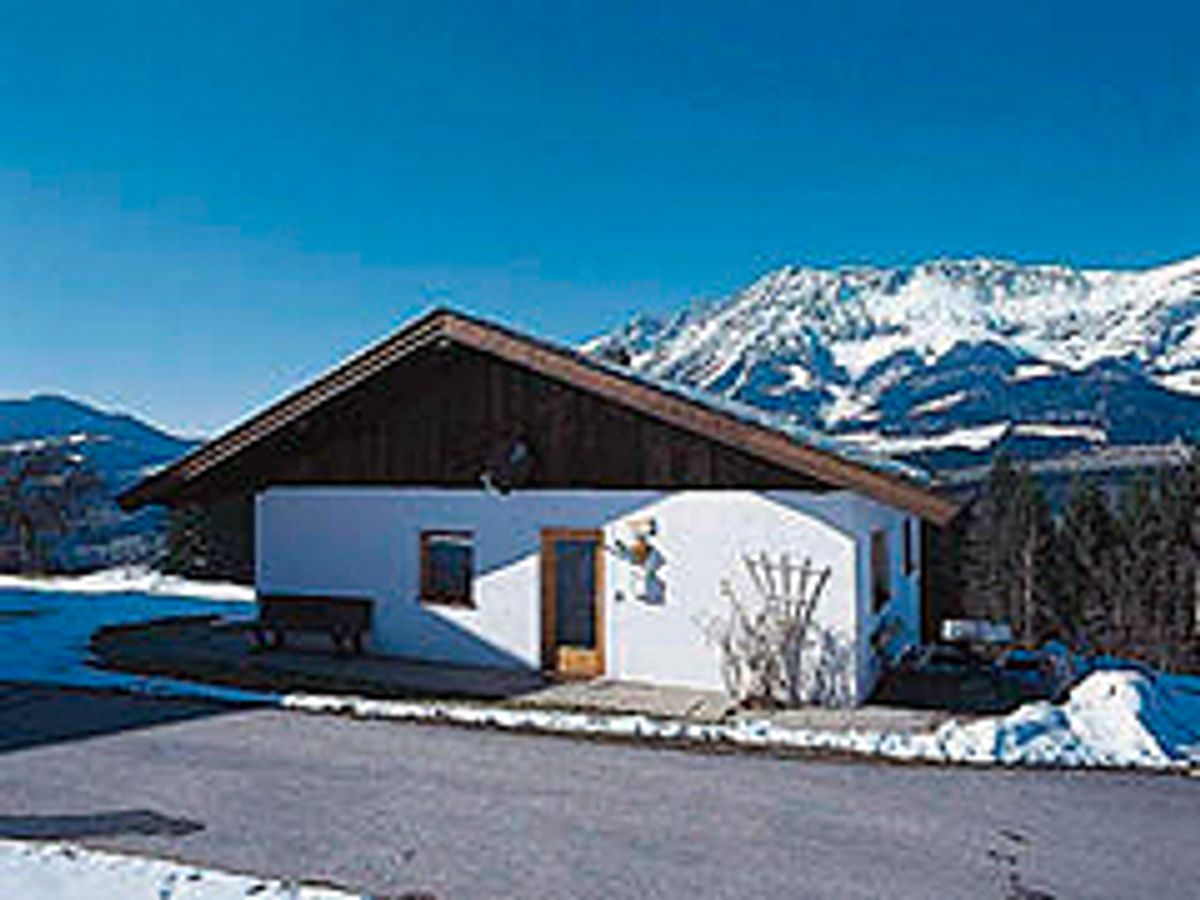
top-left (540, 527), bottom-right (605, 678)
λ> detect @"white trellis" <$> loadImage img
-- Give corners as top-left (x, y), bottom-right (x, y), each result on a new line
top-left (704, 550), bottom-right (851, 707)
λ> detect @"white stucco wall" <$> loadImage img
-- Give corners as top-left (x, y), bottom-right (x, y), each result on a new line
top-left (842, 495), bottom-right (922, 701)
top-left (256, 486), bottom-right (922, 704)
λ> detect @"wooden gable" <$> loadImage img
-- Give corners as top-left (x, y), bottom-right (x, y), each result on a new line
top-left (155, 341), bottom-right (825, 505)
top-left (120, 309), bottom-right (957, 524)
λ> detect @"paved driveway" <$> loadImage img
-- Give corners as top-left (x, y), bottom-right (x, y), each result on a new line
top-left (0, 685), bottom-right (1197, 899)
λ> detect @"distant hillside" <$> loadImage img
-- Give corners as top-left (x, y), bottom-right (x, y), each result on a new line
top-left (0, 395), bottom-right (197, 570)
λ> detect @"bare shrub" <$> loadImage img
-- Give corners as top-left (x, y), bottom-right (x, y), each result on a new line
top-left (703, 551), bottom-right (852, 707)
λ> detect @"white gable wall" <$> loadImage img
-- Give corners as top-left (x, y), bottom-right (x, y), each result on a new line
top-left (606, 490), bottom-right (859, 693)
top-left (257, 487), bottom-right (921, 704)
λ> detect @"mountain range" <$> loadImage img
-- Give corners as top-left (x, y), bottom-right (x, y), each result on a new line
top-left (586, 255), bottom-right (1200, 473)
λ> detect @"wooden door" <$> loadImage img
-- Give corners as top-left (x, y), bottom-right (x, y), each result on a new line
top-left (540, 528), bottom-right (605, 678)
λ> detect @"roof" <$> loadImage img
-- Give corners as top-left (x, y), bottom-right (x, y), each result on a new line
top-left (120, 308), bottom-right (959, 524)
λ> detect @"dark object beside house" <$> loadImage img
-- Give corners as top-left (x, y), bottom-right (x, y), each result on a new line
top-left (994, 646), bottom-right (1081, 702)
top-left (253, 594), bottom-right (373, 655)
top-left (875, 643), bottom-right (1013, 713)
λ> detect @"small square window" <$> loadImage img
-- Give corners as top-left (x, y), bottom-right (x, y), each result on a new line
top-left (420, 531), bottom-right (474, 607)
top-left (870, 529), bottom-right (892, 613)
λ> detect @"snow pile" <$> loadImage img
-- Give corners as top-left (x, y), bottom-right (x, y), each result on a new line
top-left (916, 669), bottom-right (1200, 769)
top-left (0, 839), bottom-right (360, 899)
top-left (281, 668), bottom-right (1200, 772)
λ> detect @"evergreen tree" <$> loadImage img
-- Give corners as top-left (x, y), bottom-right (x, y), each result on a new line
top-left (959, 450), bottom-right (1199, 671)
top-left (1149, 461), bottom-right (1198, 669)
top-left (1057, 477), bottom-right (1117, 652)
top-left (961, 457), bottom-right (1055, 643)
top-left (961, 455), bottom-right (1020, 625)
top-left (1010, 466), bottom-right (1057, 644)
top-left (1113, 475), bottom-right (1169, 661)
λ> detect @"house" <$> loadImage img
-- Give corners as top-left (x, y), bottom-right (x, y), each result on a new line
top-left (121, 308), bottom-right (957, 705)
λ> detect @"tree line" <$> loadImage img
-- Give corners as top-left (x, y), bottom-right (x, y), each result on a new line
top-left (956, 454), bottom-right (1199, 671)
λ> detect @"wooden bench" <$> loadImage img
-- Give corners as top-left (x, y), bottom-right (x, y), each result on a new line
top-left (252, 594), bottom-right (373, 655)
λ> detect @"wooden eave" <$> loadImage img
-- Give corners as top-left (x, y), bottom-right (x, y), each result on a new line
top-left (119, 309), bottom-right (959, 525)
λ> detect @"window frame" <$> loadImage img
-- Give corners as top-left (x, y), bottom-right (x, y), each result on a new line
top-left (870, 528), bottom-right (892, 613)
top-left (419, 529), bottom-right (475, 608)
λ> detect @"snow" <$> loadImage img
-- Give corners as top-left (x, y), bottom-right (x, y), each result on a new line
top-left (0, 433), bottom-right (94, 455)
top-left (278, 666), bottom-right (1200, 771)
top-left (822, 385), bottom-right (877, 426)
top-left (778, 363), bottom-right (815, 392)
top-left (1, 573), bottom-right (1198, 772)
top-left (1011, 422), bottom-right (1107, 444)
top-left (916, 668), bottom-right (1200, 769)
top-left (0, 567), bottom-right (254, 602)
top-left (908, 390), bottom-right (968, 417)
top-left (0, 839), bottom-right (359, 899)
top-left (840, 423), bottom-right (1010, 454)
top-left (0, 569), bottom-right (266, 703)
top-left (1010, 362), bottom-right (1056, 382)
top-left (837, 421), bottom-right (1107, 456)
top-left (1160, 369), bottom-right (1200, 396)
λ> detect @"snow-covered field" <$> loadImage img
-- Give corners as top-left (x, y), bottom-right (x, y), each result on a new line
top-left (0, 569), bottom-right (1197, 773)
top-left (0, 839), bottom-right (360, 899)
top-left (0, 568), bottom-right (266, 702)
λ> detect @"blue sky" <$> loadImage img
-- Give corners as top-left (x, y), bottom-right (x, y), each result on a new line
top-left (2, 1), bottom-right (1196, 435)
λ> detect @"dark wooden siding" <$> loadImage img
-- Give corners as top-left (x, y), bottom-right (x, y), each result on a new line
top-left (172, 344), bottom-right (828, 505)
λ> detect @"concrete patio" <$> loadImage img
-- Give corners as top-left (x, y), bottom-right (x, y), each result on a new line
top-left (89, 615), bottom-right (951, 733)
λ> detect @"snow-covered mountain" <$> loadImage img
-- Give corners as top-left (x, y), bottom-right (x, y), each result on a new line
top-left (586, 256), bottom-right (1200, 472)
top-left (0, 395), bottom-right (196, 569)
